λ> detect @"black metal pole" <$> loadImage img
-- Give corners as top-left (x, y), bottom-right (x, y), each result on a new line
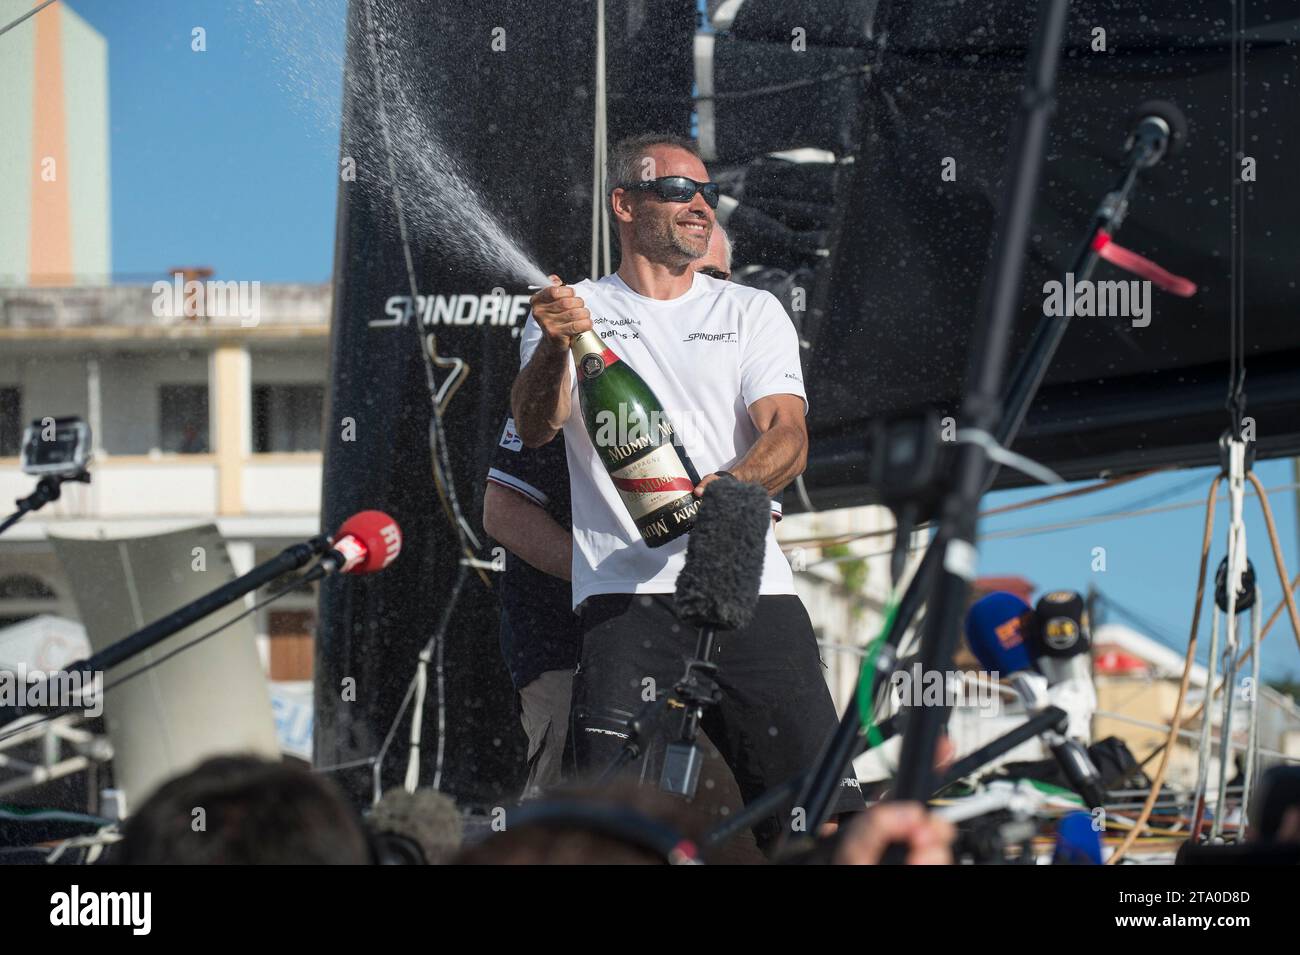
top-left (0, 473), bottom-right (88, 539)
top-left (675, 627), bottom-right (716, 744)
top-left (932, 706), bottom-right (1068, 792)
top-left (888, 0), bottom-right (1070, 813)
top-left (712, 713), bottom-right (903, 850)
top-left (798, 0), bottom-right (1073, 835)
top-left (0, 537), bottom-right (328, 728)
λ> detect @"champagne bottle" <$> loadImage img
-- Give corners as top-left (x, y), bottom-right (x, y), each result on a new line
top-left (570, 330), bottom-right (701, 547)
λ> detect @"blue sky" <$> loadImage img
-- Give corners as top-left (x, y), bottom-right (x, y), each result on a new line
top-left (56, 1), bottom-right (1300, 682)
top-left (975, 460), bottom-right (1300, 684)
top-left (67, 0), bottom-right (347, 283)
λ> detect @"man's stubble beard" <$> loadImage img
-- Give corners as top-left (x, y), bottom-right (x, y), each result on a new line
top-left (633, 212), bottom-right (708, 268)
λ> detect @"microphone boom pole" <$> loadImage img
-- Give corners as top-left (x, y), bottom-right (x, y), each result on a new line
top-left (0, 535), bottom-right (329, 728)
top-left (999, 101), bottom-right (1186, 452)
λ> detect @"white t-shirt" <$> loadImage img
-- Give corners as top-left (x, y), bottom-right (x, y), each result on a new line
top-left (519, 271), bottom-right (808, 609)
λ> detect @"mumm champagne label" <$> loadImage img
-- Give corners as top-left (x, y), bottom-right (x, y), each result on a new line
top-left (610, 444), bottom-right (700, 543)
top-left (572, 331), bottom-right (700, 547)
top-left (596, 412), bottom-right (674, 468)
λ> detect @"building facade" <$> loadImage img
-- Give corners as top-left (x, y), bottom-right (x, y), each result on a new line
top-left (0, 283), bottom-right (329, 686)
top-left (0, 0), bottom-right (110, 286)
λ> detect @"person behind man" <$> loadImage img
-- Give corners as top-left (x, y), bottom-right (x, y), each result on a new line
top-left (483, 416), bottom-right (575, 798)
top-left (484, 226), bottom-right (752, 799)
top-left (509, 133), bottom-right (866, 851)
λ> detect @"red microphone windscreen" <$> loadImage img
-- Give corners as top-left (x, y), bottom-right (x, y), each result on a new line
top-left (334, 510), bottom-right (402, 574)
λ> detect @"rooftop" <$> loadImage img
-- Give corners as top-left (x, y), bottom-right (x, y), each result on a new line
top-left (0, 283), bottom-right (331, 341)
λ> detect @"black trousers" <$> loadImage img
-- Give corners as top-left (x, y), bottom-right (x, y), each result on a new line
top-left (571, 593), bottom-right (865, 851)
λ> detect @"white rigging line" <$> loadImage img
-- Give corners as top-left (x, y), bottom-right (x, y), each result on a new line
top-left (1211, 437), bottom-right (1250, 840)
top-left (1190, 603), bottom-right (1222, 828)
top-left (590, 0), bottom-right (611, 279)
top-left (1201, 2), bottom-right (1257, 842)
top-left (1241, 595), bottom-right (1264, 824)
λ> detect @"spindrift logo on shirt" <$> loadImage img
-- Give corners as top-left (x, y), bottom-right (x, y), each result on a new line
top-left (682, 331), bottom-right (737, 343)
top-left (370, 293), bottom-right (533, 329)
top-left (499, 418), bottom-right (523, 452)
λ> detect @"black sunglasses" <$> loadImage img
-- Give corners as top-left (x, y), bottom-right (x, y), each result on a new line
top-left (625, 176), bottom-right (720, 209)
top-left (697, 267), bottom-right (730, 281)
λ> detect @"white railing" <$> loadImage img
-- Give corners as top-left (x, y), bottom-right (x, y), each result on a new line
top-left (0, 454), bottom-right (322, 523)
top-left (241, 457), bottom-right (322, 515)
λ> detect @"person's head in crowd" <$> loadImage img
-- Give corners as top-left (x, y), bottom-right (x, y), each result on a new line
top-left (367, 787), bottom-right (464, 864)
top-left (456, 781), bottom-right (954, 865)
top-left (694, 223), bottom-right (732, 281)
top-left (119, 754), bottom-right (369, 865)
top-left (454, 781), bottom-right (710, 865)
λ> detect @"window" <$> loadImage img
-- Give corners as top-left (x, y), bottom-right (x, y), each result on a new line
top-left (158, 384), bottom-right (210, 453)
top-left (268, 610), bottom-right (315, 681)
top-left (253, 384), bottom-right (324, 453)
top-left (0, 387), bottom-right (20, 457)
top-left (0, 574), bottom-right (57, 600)
top-left (0, 573), bottom-right (59, 630)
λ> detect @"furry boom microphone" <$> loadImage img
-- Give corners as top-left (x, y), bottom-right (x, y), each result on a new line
top-left (674, 476), bottom-right (770, 632)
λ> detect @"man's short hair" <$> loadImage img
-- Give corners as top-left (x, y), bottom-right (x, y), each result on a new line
top-left (607, 133), bottom-right (701, 198)
top-left (119, 754), bottom-right (370, 865)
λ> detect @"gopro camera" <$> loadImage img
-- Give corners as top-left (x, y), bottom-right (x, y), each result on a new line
top-left (20, 416), bottom-right (92, 478)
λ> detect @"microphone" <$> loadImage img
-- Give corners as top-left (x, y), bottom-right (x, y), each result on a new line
top-left (366, 787), bottom-right (463, 865)
top-left (1028, 590), bottom-right (1098, 743)
top-left (964, 591), bottom-right (1037, 679)
top-left (1124, 99), bottom-right (1187, 169)
top-left (961, 592), bottom-right (1105, 808)
top-left (661, 476), bottom-right (769, 798)
top-left (674, 477), bottom-right (769, 631)
top-left (0, 515), bottom-right (403, 730)
top-left (1028, 590), bottom-right (1090, 681)
top-left (317, 510), bottom-right (403, 577)
top-left (1053, 810), bottom-right (1103, 865)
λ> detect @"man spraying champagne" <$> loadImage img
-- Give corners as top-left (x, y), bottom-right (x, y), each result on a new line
top-left (484, 227), bottom-right (775, 801)
top-left (510, 134), bottom-right (864, 851)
